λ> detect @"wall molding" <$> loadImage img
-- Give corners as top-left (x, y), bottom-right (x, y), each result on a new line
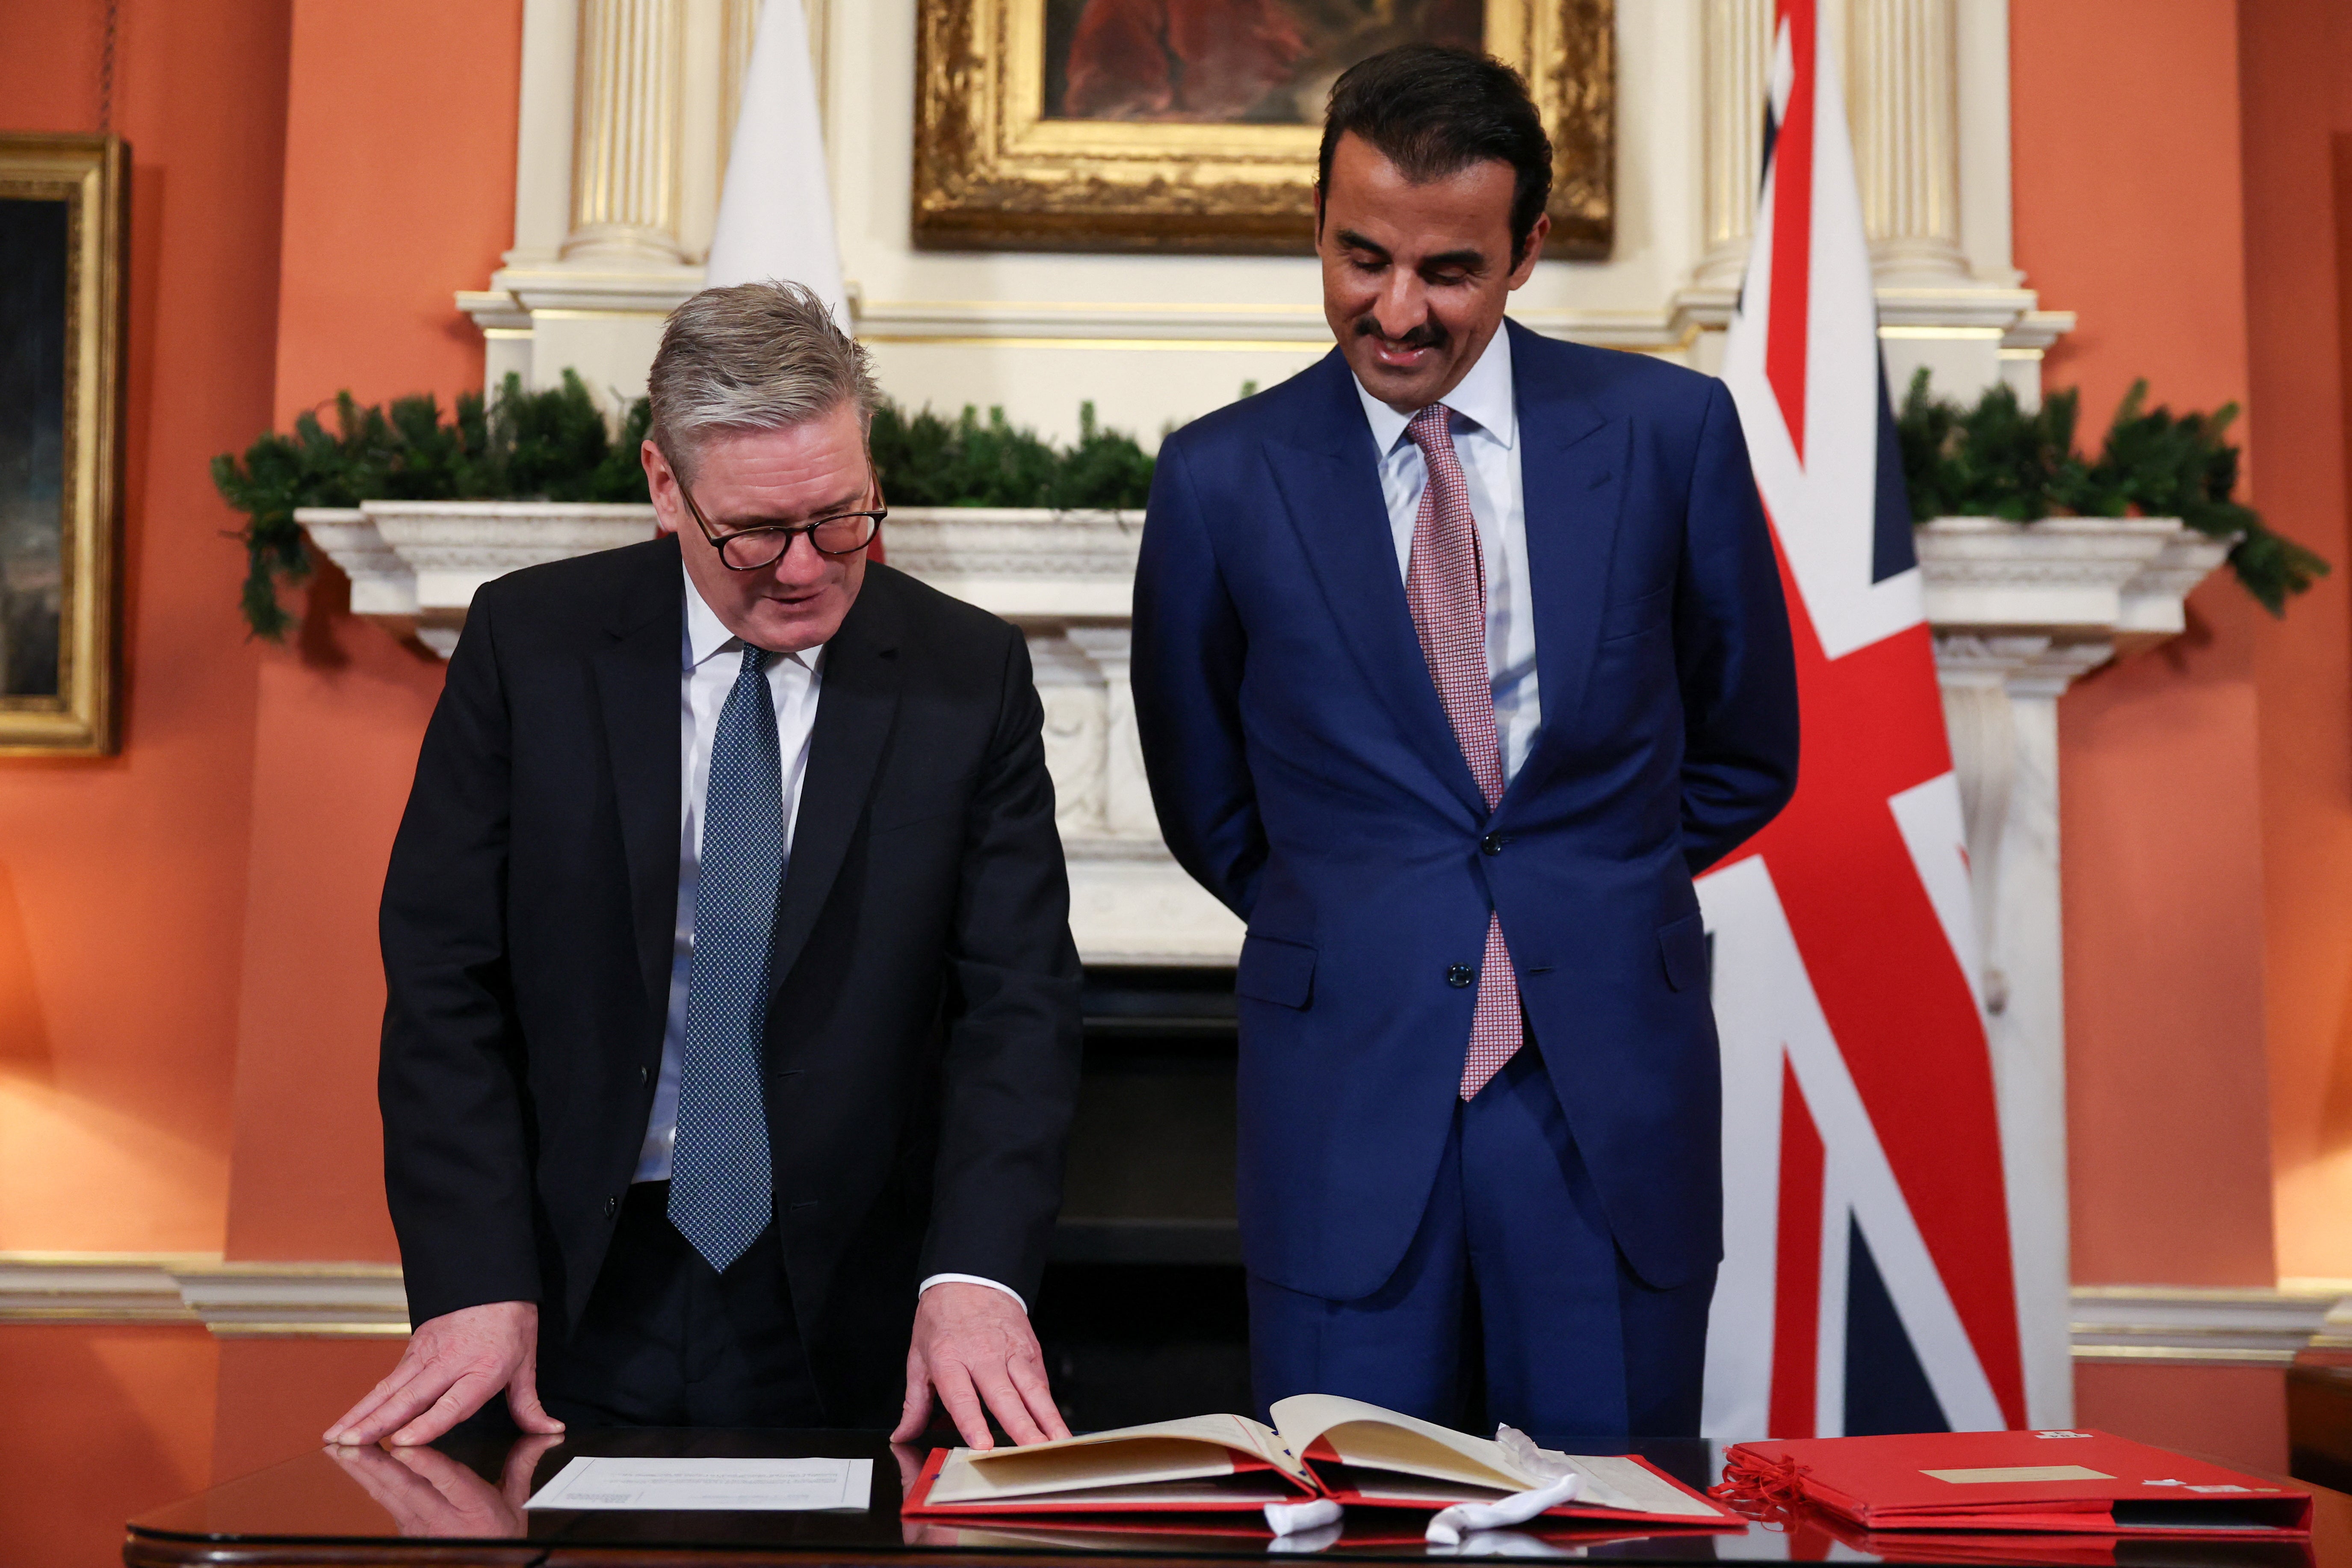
top-left (0, 1255), bottom-right (409, 1338)
top-left (2070, 1286), bottom-right (2349, 1366)
top-left (7, 1252), bottom-right (2341, 1366)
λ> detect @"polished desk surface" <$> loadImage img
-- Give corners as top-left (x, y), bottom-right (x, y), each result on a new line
top-left (124, 1428), bottom-right (2345, 1568)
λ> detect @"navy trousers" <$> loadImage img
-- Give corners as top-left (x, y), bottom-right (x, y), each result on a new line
top-left (533, 1180), bottom-right (826, 1428)
top-left (1246, 1045), bottom-right (1716, 1438)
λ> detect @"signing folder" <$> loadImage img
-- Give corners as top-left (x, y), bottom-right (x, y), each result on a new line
top-left (1720, 1429), bottom-right (2312, 1536)
top-left (901, 1394), bottom-right (1737, 1525)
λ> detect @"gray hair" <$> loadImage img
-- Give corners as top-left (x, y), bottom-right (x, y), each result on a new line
top-left (647, 280), bottom-right (878, 475)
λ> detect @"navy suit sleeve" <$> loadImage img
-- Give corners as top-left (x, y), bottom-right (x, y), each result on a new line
top-left (378, 588), bottom-right (543, 1326)
top-left (1131, 435), bottom-right (1266, 921)
top-left (1676, 379), bottom-right (1800, 874)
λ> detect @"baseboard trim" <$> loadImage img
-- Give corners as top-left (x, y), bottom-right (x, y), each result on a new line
top-left (0, 1254), bottom-right (408, 1337)
top-left (2070, 1285), bottom-right (2349, 1366)
top-left (6, 1257), bottom-right (2344, 1357)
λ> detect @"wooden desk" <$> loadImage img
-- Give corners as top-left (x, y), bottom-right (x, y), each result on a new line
top-left (124, 1428), bottom-right (2341, 1568)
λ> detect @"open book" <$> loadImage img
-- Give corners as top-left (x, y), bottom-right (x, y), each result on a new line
top-left (900, 1394), bottom-right (1737, 1526)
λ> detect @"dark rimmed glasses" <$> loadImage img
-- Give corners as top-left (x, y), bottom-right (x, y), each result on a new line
top-left (674, 473), bottom-right (886, 571)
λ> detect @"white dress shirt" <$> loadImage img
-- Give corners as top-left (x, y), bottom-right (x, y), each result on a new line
top-left (635, 564), bottom-right (1022, 1309)
top-left (1350, 326), bottom-right (1543, 782)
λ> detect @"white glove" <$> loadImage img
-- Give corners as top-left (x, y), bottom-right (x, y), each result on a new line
top-left (1424, 1472), bottom-right (1582, 1546)
top-left (1264, 1497), bottom-right (1344, 1537)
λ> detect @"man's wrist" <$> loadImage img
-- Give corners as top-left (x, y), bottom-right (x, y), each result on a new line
top-left (918, 1273), bottom-right (1027, 1313)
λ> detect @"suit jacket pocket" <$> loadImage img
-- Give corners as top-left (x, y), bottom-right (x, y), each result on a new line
top-left (1236, 933), bottom-right (1316, 1009)
top-left (1600, 584), bottom-right (1672, 641)
top-left (1658, 912), bottom-right (1709, 993)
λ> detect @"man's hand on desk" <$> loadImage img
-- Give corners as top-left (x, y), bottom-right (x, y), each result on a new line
top-left (891, 1281), bottom-right (1070, 1450)
top-left (323, 1299), bottom-right (565, 1447)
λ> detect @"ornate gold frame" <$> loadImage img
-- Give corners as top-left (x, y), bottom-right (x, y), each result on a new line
top-left (913, 0), bottom-right (1613, 256)
top-left (0, 134), bottom-right (127, 757)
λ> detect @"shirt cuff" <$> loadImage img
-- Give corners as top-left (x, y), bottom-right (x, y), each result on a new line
top-left (919, 1273), bottom-right (1028, 1313)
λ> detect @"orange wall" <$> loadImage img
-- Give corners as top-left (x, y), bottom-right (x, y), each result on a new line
top-left (222, 0), bottom-right (518, 1264)
top-left (0, 0), bottom-right (516, 1265)
top-left (2240, 0), bottom-right (2352, 1283)
top-left (2015, 0), bottom-right (2283, 1287)
top-left (2076, 1361), bottom-right (2289, 1476)
top-left (0, 0), bottom-right (290, 1251)
top-left (268, 0), bottom-right (521, 425)
top-left (2021, 0), bottom-right (2352, 1287)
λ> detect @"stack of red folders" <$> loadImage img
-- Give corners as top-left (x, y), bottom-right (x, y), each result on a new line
top-left (1718, 1429), bottom-right (2311, 1537)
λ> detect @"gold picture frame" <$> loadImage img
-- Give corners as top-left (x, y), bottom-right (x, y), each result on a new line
top-left (0, 133), bottom-right (127, 757)
top-left (913, 0), bottom-right (1613, 257)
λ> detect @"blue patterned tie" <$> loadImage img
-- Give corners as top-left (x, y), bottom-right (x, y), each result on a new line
top-left (668, 643), bottom-right (783, 1272)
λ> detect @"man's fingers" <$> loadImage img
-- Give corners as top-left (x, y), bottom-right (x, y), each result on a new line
top-left (325, 1355), bottom-right (429, 1443)
top-left (335, 1362), bottom-right (463, 1448)
top-left (932, 1362), bottom-right (996, 1450)
top-left (890, 1364), bottom-right (937, 1444)
top-left (971, 1365), bottom-right (1049, 1447)
top-left (504, 1352), bottom-right (566, 1437)
top-left (1007, 1352), bottom-right (1070, 1443)
top-left (387, 1368), bottom-right (500, 1447)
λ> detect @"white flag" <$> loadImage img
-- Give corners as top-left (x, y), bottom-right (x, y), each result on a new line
top-left (704, 0), bottom-right (847, 326)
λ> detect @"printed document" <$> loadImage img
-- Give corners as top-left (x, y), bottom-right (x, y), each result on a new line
top-left (526, 1456), bottom-right (873, 1512)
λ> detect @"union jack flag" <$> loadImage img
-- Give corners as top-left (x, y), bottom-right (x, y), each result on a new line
top-left (1699, 0), bottom-right (2028, 1439)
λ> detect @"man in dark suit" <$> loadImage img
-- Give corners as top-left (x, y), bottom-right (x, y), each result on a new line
top-left (1132, 47), bottom-right (1799, 1435)
top-left (325, 282), bottom-right (1082, 1449)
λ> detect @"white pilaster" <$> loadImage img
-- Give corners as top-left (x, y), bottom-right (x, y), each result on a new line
top-left (1846, 0), bottom-right (1965, 283)
top-left (1918, 515), bottom-right (2231, 1427)
top-left (1696, 0), bottom-right (1774, 291)
top-left (564, 0), bottom-right (688, 266)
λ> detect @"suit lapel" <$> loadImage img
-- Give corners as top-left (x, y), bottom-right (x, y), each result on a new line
top-left (593, 536), bottom-right (688, 1039)
top-left (767, 567), bottom-right (904, 997)
top-left (1505, 320), bottom-right (1629, 807)
top-left (1268, 353), bottom-right (1489, 821)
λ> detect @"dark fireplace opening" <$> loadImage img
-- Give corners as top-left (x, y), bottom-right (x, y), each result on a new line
top-left (1031, 965), bottom-right (1251, 1429)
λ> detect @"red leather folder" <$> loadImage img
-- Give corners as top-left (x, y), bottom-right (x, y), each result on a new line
top-left (1720, 1429), bottom-right (2312, 1536)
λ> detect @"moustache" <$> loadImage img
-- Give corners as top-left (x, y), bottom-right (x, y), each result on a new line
top-left (1354, 318), bottom-right (1448, 352)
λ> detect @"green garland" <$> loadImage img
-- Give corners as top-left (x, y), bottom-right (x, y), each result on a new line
top-left (867, 401), bottom-right (1153, 511)
top-left (213, 386), bottom-right (1155, 639)
top-left (1895, 369), bottom-right (2327, 615)
top-left (213, 371), bottom-right (652, 639)
top-left (226, 368), bottom-right (2306, 640)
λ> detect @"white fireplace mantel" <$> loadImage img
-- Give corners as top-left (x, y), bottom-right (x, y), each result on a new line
top-left (297, 506), bottom-right (2225, 986)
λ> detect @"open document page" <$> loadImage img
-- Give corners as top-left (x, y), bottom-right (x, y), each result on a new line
top-left (1268, 1395), bottom-right (1728, 1521)
top-left (919, 1412), bottom-right (1314, 1508)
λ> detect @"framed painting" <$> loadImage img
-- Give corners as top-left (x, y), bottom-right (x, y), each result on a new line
top-left (0, 134), bottom-right (126, 757)
top-left (914, 0), bottom-right (1612, 256)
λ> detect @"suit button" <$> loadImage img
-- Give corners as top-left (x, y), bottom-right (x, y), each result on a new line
top-left (1447, 964), bottom-right (1475, 989)
top-left (1481, 833), bottom-right (1506, 856)
top-left (605, 1195), bottom-right (619, 1220)
top-left (638, 1065), bottom-right (650, 1086)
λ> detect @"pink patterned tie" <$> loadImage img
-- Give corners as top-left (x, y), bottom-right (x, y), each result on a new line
top-left (1403, 405), bottom-right (1521, 1100)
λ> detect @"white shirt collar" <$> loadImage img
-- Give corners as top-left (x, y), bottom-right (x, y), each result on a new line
top-left (1352, 322), bottom-right (1518, 455)
top-left (681, 560), bottom-right (822, 673)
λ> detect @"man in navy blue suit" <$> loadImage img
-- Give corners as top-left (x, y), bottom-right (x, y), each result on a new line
top-left (1131, 45), bottom-right (1799, 1438)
